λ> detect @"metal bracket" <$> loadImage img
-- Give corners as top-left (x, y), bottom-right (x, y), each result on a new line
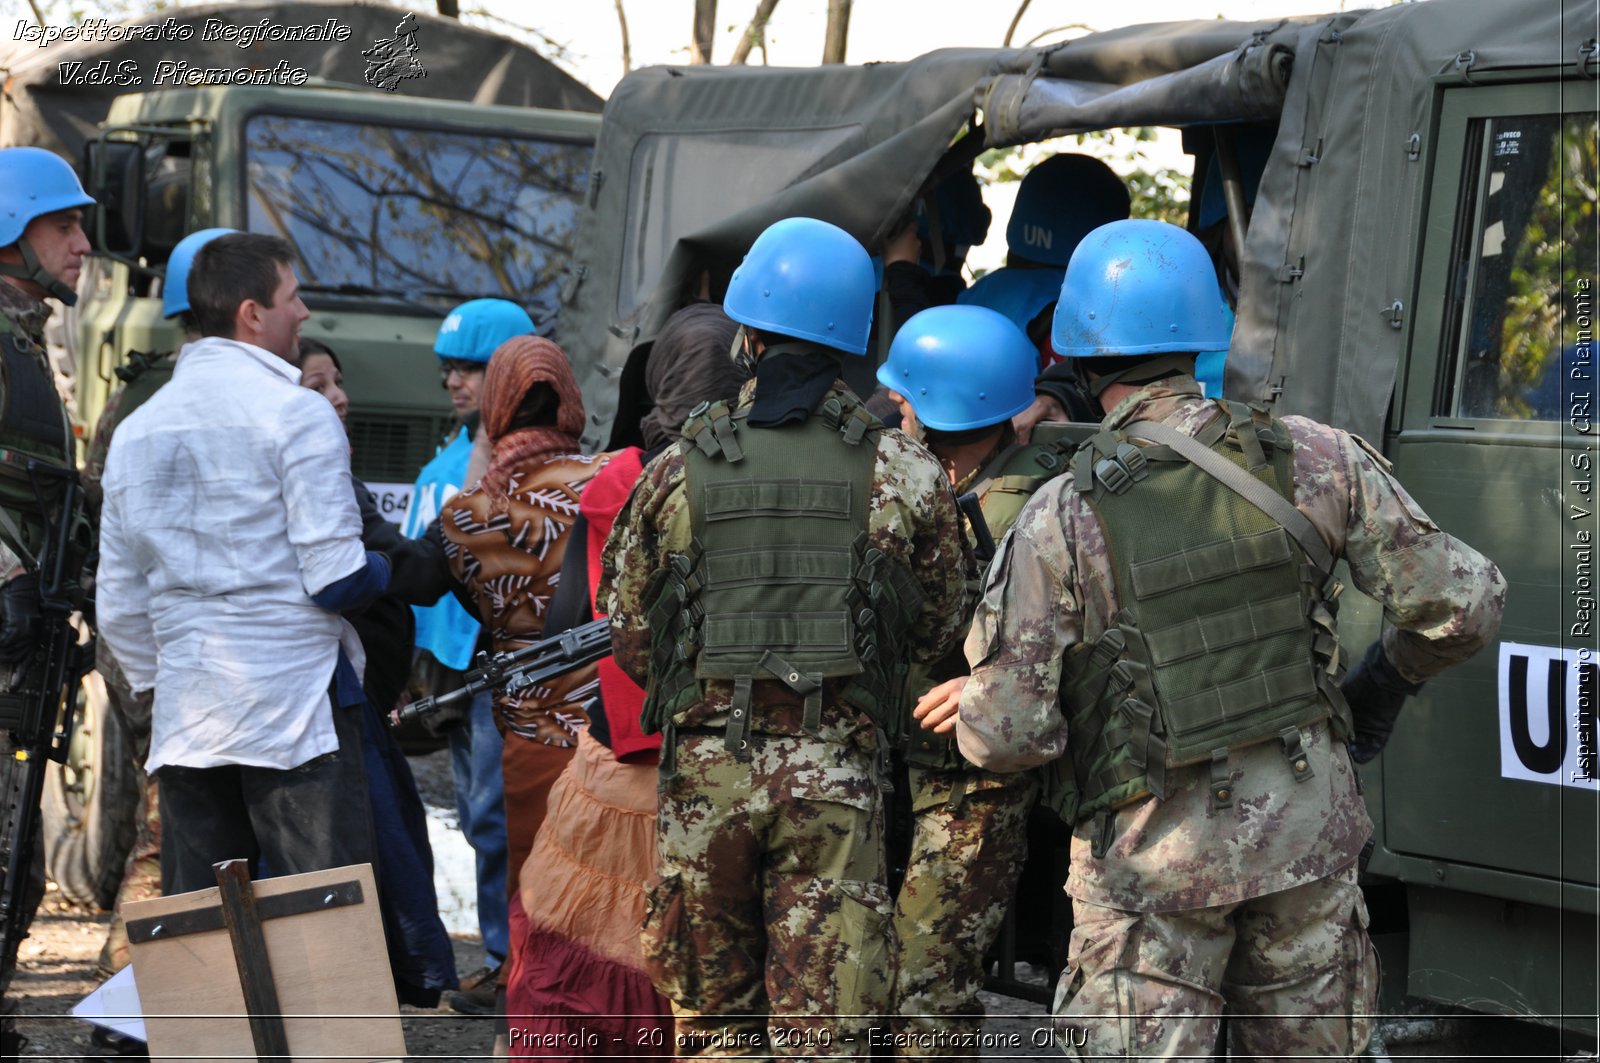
top-left (1407, 132), bottom-right (1422, 162)
top-left (1275, 258), bottom-right (1305, 283)
top-left (1454, 49), bottom-right (1478, 84)
top-left (1580, 39), bottom-right (1599, 79)
top-left (126, 877), bottom-right (364, 944)
top-left (1384, 300), bottom-right (1405, 330)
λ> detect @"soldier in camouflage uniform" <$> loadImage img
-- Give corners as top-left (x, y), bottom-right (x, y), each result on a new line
top-left (875, 305), bottom-right (1059, 1057)
top-left (0, 146), bottom-right (94, 1056)
top-left (951, 220), bottom-right (1506, 1059)
top-left (600, 218), bottom-right (969, 1057)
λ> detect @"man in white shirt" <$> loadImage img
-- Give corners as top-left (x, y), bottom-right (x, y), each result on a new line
top-left (97, 232), bottom-right (390, 894)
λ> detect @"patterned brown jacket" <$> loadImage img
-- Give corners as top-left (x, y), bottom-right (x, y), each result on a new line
top-left (442, 452), bottom-right (611, 746)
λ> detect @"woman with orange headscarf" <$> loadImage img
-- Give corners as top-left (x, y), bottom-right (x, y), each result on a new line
top-left (438, 336), bottom-right (610, 1041)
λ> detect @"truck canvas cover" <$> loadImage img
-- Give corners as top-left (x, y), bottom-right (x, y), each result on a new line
top-left (557, 0), bottom-right (1592, 444)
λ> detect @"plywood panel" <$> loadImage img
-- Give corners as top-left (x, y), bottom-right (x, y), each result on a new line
top-left (125, 863), bottom-right (405, 1063)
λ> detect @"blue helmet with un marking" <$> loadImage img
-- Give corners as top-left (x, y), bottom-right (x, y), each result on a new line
top-left (1005, 154), bottom-right (1130, 268)
top-left (723, 217), bottom-right (876, 356)
top-left (162, 228), bottom-right (239, 319)
top-left (1052, 220), bottom-right (1232, 358)
top-left (434, 299), bottom-right (535, 363)
top-left (878, 305), bottom-right (1038, 431)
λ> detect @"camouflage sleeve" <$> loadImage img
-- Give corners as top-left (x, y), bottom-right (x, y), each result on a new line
top-left (1335, 429), bottom-right (1506, 682)
top-left (599, 446), bottom-right (689, 688)
top-left (955, 492), bottom-right (1080, 772)
top-left (868, 430), bottom-right (973, 665)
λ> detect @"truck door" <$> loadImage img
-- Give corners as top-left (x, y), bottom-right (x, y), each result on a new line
top-left (1379, 74), bottom-right (1597, 1032)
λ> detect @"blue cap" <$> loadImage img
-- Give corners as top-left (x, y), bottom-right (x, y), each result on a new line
top-left (434, 299), bottom-right (536, 362)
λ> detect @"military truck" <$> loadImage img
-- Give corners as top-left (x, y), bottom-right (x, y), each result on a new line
top-left (0, 1), bottom-right (601, 906)
top-left (1, 0), bottom-right (603, 496)
top-left (552, 0), bottom-right (1597, 1048)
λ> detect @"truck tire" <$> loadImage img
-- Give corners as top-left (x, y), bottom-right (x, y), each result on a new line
top-left (42, 671), bottom-right (139, 909)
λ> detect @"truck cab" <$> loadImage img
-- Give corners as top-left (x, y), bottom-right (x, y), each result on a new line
top-left (77, 84), bottom-right (600, 507)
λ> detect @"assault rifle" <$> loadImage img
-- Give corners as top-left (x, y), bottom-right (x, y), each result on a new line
top-left (391, 617), bottom-right (612, 727)
top-left (0, 458), bottom-right (93, 980)
top-left (955, 491), bottom-right (997, 566)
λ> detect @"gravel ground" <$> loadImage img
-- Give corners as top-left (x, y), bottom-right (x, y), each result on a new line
top-left (9, 899), bottom-right (1053, 1061)
top-left (9, 748), bottom-right (1056, 1061)
top-left (15, 748), bottom-right (1577, 1060)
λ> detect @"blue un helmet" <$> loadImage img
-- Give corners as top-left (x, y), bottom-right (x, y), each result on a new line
top-left (878, 305), bottom-right (1038, 431)
top-left (163, 228), bottom-right (239, 319)
top-left (1052, 219), bottom-right (1233, 358)
top-left (434, 298), bottom-right (536, 362)
top-left (0, 146), bottom-right (95, 304)
top-left (1006, 154), bottom-right (1130, 268)
top-left (723, 217), bottom-right (876, 356)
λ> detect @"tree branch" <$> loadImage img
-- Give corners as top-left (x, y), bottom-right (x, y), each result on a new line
top-left (691, 0), bottom-right (717, 64)
top-left (1002, 0), bottom-right (1032, 47)
top-left (822, 0), bottom-right (851, 64)
top-left (730, 0), bottom-right (781, 66)
top-left (615, 0), bottom-right (632, 73)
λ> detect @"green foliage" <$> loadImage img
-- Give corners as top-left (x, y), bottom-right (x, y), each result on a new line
top-left (1475, 114), bottom-right (1598, 419)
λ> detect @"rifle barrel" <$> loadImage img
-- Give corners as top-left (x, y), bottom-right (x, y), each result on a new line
top-left (390, 618), bottom-right (612, 728)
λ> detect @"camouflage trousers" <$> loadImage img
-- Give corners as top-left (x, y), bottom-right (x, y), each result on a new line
top-left (96, 651), bottom-right (157, 978)
top-left (96, 770), bottom-right (160, 977)
top-left (891, 766), bottom-right (1037, 1059)
top-left (1053, 863), bottom-right (1377, 1059)
top-left (644, 732), bottom-right (893, 1059)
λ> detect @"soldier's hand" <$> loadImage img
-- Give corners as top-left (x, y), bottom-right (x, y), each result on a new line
top-left (1342, 639), bottom-right (1424, 764)
top-left (1012, 394), bottom-right (1068, 444)
top-left (913, 676), bottom-right (969, 735)
top-left (0, 573), bottom-right (41, 665)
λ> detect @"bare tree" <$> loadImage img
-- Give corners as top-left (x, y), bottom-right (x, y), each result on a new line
top-left (691, 0), bottom-right (717, 64)
top-left (615, 0), bottom-right (632, 73)
top-left (436, 0), bottom-right (460, 17)
top-left (821, 0), bottom-right (851, 64)
top-left (1003, 0), bottom-right (1032, 47)
top-left (730, 0), bottom-right (781, 65)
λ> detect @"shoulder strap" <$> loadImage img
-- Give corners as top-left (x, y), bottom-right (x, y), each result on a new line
top-left (1124, 419), bottom-right (1335, 575)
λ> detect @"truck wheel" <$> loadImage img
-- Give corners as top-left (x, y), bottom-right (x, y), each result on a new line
top-left (42, 671), bottom-right (139, 909)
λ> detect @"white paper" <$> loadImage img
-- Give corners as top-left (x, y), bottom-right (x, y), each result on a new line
top-left (72, 963), bottom-right (147, 1043)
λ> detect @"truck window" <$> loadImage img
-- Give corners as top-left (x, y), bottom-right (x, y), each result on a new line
top-left (1437, 110), bottom-right (1598, 421)
top-left (244, 114), bottom-right (591, 319)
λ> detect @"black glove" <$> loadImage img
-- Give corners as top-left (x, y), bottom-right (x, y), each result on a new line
top-left (1342, 638), bottom-right (1424, 764)
top-left (0, 572), bottom-right (41, 666)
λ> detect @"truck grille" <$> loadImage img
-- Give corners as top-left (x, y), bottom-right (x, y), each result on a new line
top-left (348, 412), bottom-right (457, 484)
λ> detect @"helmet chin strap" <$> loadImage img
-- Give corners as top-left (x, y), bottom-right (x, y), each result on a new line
top-left (0, 237), bottom-right (78, 305)
top-left (1078, 353), bottom-right (1197, 398)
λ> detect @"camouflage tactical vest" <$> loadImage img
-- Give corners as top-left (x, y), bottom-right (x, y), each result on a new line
top-left (903, 438), bottom-right (1065, 771)
top-left (1041, 401), bottom-right (1351, 848)
top-left (640, 391), bottom-right (925, 752)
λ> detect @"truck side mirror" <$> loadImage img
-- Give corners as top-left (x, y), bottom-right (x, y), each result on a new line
top-left (82, 139), bottom-right (146, 259)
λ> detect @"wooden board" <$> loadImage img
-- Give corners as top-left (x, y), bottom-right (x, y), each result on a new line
top-left (124, 863), bottom-right (406, 1063)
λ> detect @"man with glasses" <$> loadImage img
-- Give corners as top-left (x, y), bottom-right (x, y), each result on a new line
top-left (400, 298), bottom-right (534, 1013)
